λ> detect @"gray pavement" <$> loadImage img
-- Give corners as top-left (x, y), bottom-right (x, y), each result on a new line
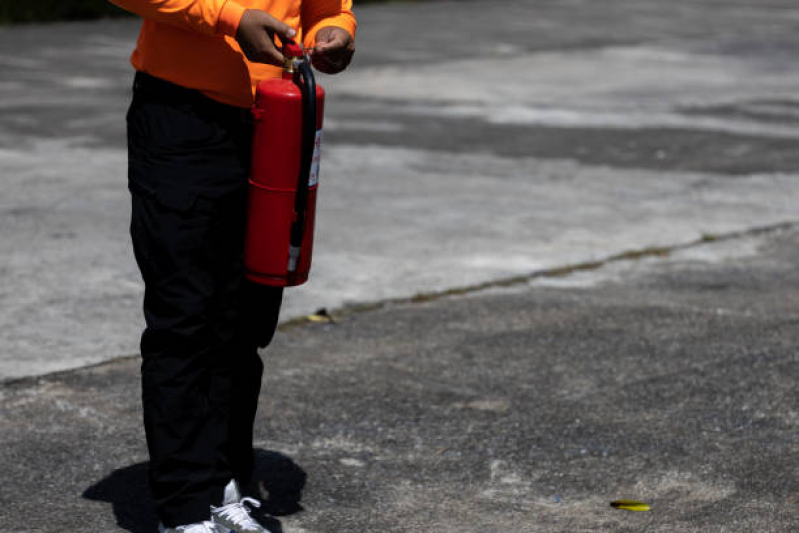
top-left (4, 0), bottom-right (799, 378)
top-left (2, 226), bottom-right (797, 532)
top-left (2, 0), bottom-right (799, 531)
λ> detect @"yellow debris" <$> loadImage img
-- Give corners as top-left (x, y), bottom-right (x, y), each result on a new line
top-left (610, 499), bottom-right (651, 512)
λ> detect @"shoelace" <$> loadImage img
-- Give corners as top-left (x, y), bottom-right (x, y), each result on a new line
top-left (213, 497), bottom-right (262, 526)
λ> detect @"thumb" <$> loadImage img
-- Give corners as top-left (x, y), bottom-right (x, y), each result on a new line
top-left (266, 17), bottom-right (296, 40)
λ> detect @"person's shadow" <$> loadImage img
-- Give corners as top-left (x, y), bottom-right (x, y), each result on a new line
top-left (83, 449), bottom-right (306, 533)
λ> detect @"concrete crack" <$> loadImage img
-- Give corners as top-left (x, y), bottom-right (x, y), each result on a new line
top-left (280, 220), bottom-right (799, 329)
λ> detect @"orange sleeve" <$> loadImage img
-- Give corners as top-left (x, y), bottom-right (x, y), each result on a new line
top-left (108, 0), bottom-right (246, 37)
top-left (301, 0), bottom-right (357, 48)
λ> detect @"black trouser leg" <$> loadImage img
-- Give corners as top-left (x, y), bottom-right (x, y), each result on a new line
top-left (227, 283), bottom-right (283, 484)
top-left (132, 190), bottom-right (248, 525)
top-left (127, 72), bottom-right (283, 527)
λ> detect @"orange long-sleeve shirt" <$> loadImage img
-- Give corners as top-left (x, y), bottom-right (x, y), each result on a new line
top-left (110, 0), bottom-right (356, 107)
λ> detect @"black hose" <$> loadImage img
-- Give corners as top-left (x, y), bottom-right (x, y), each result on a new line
top-left (288, 59), bottom-right (317, 271)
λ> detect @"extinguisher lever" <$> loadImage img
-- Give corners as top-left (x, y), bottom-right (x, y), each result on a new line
top-left (282, 38), bottom-right (305, 59)
top-left (287, 57), bottom-right (317, 272)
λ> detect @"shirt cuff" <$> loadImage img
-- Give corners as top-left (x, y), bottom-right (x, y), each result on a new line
top-left (217, 0), bottom-right (247, 36)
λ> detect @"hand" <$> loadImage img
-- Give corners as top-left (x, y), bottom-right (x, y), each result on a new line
top-left (236, 9), bottom-right (297, 66)
top-left (312, 26), bottom-right (355, 74)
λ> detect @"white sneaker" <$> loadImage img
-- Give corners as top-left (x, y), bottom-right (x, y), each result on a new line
top-left (158, 521), bottom-right (222, 533)
top-left (211, 480), bottom-right (270, 533)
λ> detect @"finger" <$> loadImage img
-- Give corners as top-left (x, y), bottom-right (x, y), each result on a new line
top-left (314, 28), bottom-right (336, 44)
top-left (264, 18), bottom-right (296, 41)
top-left (314, 34), bottom-right (347, 53)
top-left (256, 36), bottom-right (286, 66)
top-left (262, 50), bottom-right (285, 66)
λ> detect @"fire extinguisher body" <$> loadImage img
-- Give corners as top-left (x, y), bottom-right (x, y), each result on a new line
top-left (245, 69), bottom-right (325, 286)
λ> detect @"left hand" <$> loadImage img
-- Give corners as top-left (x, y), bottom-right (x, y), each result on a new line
top-left (311, 26), bottom-right (355, 74)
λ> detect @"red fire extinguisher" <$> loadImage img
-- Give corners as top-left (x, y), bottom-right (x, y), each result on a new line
top-left (244, 39), bottom-right (325, 286)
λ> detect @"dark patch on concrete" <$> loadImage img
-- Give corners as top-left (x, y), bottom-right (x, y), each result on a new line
top-left (350, 0), bottom-right (799, 68)
top-left (325, 107), bottom-right (799, 174)
top-left (0, 103), bottom-right (128, 149)
top-left (3, 206), bottom-right (43, 217)
top-left (683, 99), bottom-right (799, 126)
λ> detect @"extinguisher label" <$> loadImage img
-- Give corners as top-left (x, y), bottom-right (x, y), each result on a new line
top-left (309, 129), bottom-right (322, 187)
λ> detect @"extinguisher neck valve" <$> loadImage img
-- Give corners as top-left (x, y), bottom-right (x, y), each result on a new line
top-left (282, 38), bottom-right (306, 74)
top-left (283, 57), bottom-right (297, 74)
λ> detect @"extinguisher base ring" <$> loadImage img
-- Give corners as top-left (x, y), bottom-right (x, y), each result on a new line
top-left (245, 269), bottom-right (309, 287)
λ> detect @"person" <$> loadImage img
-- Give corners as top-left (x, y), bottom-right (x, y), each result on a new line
top-left (107, 0), bottom-right (356, 531)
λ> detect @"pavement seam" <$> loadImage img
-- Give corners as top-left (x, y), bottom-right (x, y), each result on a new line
top-left (280, 219), bottom-right (799, 327)
top-left (4, 219), bottom-right (797, 387)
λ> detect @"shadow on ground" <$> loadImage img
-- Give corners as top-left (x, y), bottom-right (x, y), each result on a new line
top-left (82, 449), bottom-right (307, 532)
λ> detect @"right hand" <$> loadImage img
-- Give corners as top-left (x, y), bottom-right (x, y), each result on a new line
top-left (235, 9), bottom-right (296, 66)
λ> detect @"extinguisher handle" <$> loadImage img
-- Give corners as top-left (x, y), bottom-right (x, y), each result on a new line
top-left (282, 37), bottom-right (305, 59)
top-left (287, 58), bottom-right (317, 270)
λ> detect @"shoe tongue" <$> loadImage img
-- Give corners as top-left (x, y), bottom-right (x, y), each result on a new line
top-left (223, 479), bottom-right (241, 505)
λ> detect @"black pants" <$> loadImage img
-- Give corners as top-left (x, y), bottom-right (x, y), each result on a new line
top-left (127, 72), bottom-right (283, 527)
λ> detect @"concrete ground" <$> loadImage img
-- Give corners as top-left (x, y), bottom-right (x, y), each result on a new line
top-left (1, 0), bottom-right (798, 531)
top-left (4, 0), bottom-right (799, 378)
top-left (2, 227), bottom-right (797, 532)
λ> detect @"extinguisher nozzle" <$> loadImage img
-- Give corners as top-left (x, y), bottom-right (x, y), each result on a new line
top-left (287, 245), bottom-right (301, 272)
